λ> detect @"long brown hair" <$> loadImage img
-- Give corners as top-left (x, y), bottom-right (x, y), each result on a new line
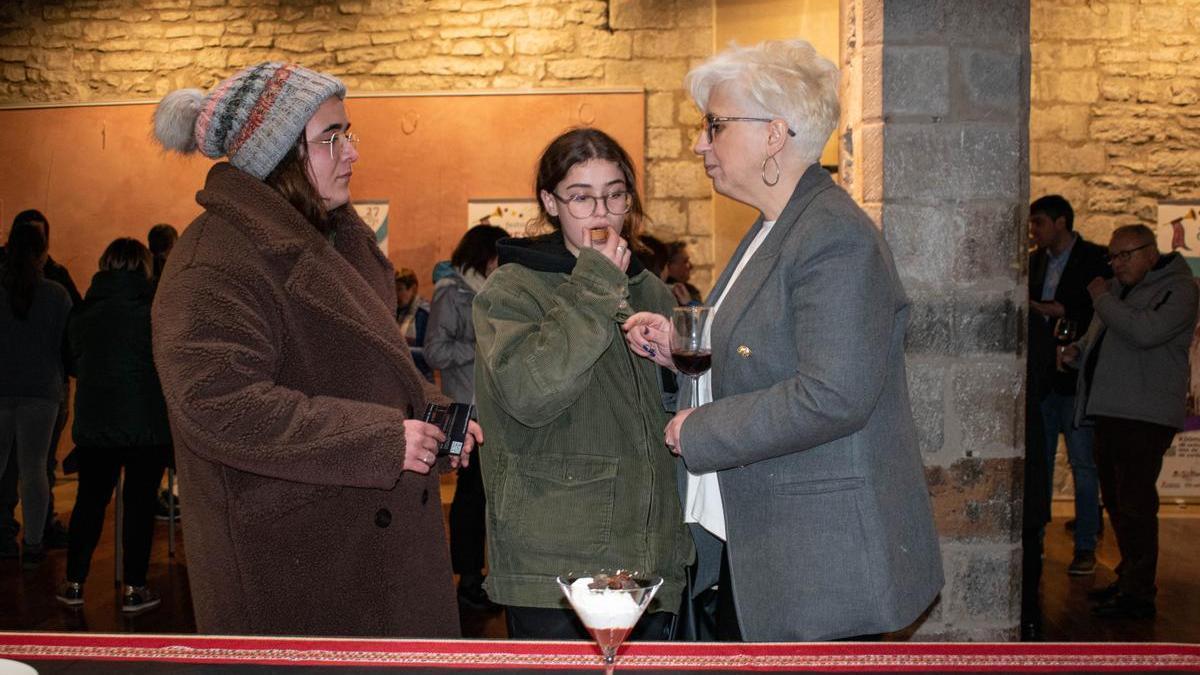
top-left (532, 128), bottom-right (648, 255)
top-left (99, 238), bottom-right (154, 280)
top-left (264, 132), bottom-right (331, 234)
top-left (2, 223), bottom-right (47, 319)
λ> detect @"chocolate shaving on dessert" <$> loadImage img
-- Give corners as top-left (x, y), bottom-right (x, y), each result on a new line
top-left (588, 571), bottom-right (639, 590)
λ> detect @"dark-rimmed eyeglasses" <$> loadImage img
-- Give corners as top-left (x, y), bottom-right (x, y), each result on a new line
top-left (551, 190), bottom-right (632, 219)
top-left (701, 113), bottom-right (797, 144)
top-left (1105, 243), bottom-right (1152, 265)
top-left (308, 131), bottom-right (360, 160)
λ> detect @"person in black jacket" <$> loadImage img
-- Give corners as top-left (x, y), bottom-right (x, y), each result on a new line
top-left (0, 209), bottom-right (78, 559)
top-left (1027, 195), bottom-right (1111, 576)
top-left (55, 239), bottom-right (172, 614)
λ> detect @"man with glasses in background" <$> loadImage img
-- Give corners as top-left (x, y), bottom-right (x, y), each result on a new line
top-left (1061, 224), bottom-right (1197, 619)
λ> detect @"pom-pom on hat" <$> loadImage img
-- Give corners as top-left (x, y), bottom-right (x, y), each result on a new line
top-left (153, 62), bottom-right (346, 180)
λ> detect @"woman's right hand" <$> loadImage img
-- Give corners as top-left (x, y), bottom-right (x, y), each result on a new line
top-left (622, 311), bottom-right (675, 369)
top-left (402, 419), bottom-right (447, 474)
top-left (1058, 343), bottom-right (1081, 370)
top-left (589, 228), bottom-right (632, 272)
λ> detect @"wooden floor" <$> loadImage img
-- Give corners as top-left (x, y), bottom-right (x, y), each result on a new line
top-left (1, 476), bottom-right (1197, 642)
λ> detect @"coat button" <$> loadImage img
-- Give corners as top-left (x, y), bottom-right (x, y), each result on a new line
top-left (421, 489), bottom-right (430, 505)
top-left (737, 345), bottom-right (752, 358)
top-left (374, 508), bottom-right (392, 528)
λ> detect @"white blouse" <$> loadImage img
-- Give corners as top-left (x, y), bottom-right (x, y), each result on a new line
top-left (684, 220), bottom-right (776, 541)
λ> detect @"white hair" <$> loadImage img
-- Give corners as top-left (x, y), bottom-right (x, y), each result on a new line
top-left (686, 39), bottom-right (840, 165)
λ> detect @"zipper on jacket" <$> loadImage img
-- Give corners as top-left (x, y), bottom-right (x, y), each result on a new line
top-left (620, 327), bottom-right (656, 565)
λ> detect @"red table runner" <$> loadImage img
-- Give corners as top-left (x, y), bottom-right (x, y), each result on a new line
top-left (1, 632), bottom-right (1199, 671)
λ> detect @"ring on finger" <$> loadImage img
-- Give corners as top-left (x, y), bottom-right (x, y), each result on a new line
top-left (616, 245), bottom-right (626, 253)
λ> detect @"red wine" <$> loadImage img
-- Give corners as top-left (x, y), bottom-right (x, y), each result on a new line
top-left (672, 349), bottom-right (712, 376)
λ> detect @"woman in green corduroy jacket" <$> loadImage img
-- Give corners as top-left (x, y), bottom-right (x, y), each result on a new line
top-left (473, 128), bottom-right (693, 640)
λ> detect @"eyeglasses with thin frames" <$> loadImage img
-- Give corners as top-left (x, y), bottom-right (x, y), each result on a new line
top-left (308, 131), bottom-right (360, 160)
top-left (701, 113), bottom-right (797, 144)
top-left (1104, 243), bottom-right (1152, 265)
top-left (551, 190), bottom-right (632, 219)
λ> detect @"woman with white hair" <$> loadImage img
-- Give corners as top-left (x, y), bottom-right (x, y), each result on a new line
top-left (624, 39), bottom-right (943, 641)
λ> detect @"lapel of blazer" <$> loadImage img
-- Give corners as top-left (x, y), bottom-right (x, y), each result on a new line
top-left (709, 165), bottom-right (837, 367)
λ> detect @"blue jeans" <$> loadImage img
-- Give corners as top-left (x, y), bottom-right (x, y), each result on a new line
top-left (1039, 391), bottom-right (1099, 552)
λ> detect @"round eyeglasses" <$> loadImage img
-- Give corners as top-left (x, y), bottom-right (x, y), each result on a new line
top-left (551, 190), bottom-right (632, 219)
top-left (308, 131), bottom-right (360, 160)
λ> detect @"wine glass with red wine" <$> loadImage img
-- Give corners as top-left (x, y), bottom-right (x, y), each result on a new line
top-left (671, 306), bottom-right (713, 408)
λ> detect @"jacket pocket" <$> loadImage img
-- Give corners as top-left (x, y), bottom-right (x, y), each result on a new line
top-left (772, 476), bottom-right (866, 496)
top-left (513, 453), bottom-right (619, 556)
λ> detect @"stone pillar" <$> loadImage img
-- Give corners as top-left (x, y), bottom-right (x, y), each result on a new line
top-left (842, 0), bottom-right (1030, 640)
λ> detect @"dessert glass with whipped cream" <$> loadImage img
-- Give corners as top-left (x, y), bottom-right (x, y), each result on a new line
top-left (556, 569), bottom-right (663, 675)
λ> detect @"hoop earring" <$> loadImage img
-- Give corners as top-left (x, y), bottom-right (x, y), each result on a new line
top-left (761, 155), bottom-right (781, 187)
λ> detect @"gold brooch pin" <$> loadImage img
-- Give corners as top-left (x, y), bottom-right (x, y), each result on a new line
top-left (737, 345), bottom-right (752, 358)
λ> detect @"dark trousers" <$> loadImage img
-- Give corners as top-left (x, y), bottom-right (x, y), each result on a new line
top-left (449, 458), bottom-right (487, 577)
top-left (680, 544), bottom-right (743, 641)
top-left (0, 386), bottom-right (68, 540)
top-left (1093, 416), bottom-right (1176, 603)
top-left (66, 446), bottom-right (168, 586)
top-left (505, 605), bottom-right (675, 641)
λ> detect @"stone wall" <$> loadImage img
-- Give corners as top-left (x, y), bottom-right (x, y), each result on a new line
top-left (0, 0), bottom-right (717, 286)
top-left (1031, 0), bottom-right (1200, 242)
top-left (843, 0), bottom-right (1029, 640)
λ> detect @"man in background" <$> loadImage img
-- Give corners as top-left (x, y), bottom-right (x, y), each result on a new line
top-left (1027, 195), bottom-right (1109, 576)
top-left (1065, 224), bottom-right (1197, 619)
top-left (395, 267), bottom-right (433, 382)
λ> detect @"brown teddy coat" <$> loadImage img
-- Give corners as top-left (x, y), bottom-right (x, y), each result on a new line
top-left (152, 163), bottom-right (458, 637)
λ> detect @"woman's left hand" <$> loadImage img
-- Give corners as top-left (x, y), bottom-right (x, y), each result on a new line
top-left (451, 420), bottom-right (484, 469)
top-left (664, 407), bottom-right (695, 456)
top-left (622, 311), bottom-right (674, 369)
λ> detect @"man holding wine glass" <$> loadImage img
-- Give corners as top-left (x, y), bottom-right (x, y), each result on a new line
top-left (623, 39), bottom-right (942, 642)
top-left (1028, 195), bottom-right (1111, 577)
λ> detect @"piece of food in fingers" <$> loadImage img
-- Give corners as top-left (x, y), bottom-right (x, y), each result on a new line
top-left (589, 227), bottom-right (609, 246)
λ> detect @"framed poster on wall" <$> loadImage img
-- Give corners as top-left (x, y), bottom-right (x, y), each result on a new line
top-left (466, 199), bottom-right (538, 237)
top-left (354, 200), bottom-right (390, 254)
top-left (1156, 201), bottom-right (1200, 501)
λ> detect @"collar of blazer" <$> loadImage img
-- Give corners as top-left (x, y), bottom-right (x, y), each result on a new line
top-left (705, 163), bottom-right (837, 364)
top-left (196, 163), bottom-right (420, 391)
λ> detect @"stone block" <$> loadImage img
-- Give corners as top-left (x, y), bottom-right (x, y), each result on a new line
top-left (419, 56), bottom-right (503, 77)
top-left (953, 202), bottom-right (1022, 284)
top-left (633, 28), bottom-right (711, 59)
top-left (481, 8), bottom-right (529, 28)
top-left (528, 7), bottom-right (564, 29)
top-left (944, 0), bottom-right (1027, 46)
top-left (938, 544), bottom-right (1021, 625)
top-left (604, 59), bottom-right (688, 92)
top-left (1033, 70), bottom-right (1098, 104)
top-left (647, 92), bottom-right (675, 127)
top-left (882, 45), bottom-right (949, 117)
top-left (904, 294), bottom-right (953, 355)
top-left (1147, 152), bottom-right (1200, 176)
top-left (323, 33), bottom-right (372, 51)
top-left (957, 48), bottom-right (1022, 119)
top-left (564, 1), bottom-right (608, 28)
top-left (97, 53), bottom-right (155, 72)
top-left (609, 0), bottom-right (676, 30)
top-left (275, 34), bottom-right (326, 53)
top-left (926, 459), bottom-right (1020, 541)
top-left (687, 199), bottom-right (712, 237)
top-left (372, 59), bottom-right (422, 76)
top-left (1030, 104), bottom-right (1089, 141)
top-left (879, 0), bottom-right (944, 43)
top-left (1032, 4), bottom-right (1131, 40)
top-left (546, 59), bottom-right (602, 80)
top-left (951, 359), bottom-right (1022, 451)
top-left (1136, 4), bottom-right (1189, 33)
top-left (906, 358), bottom-right (946, 456)
top-left (577, 30), bottom-right (632, 60)
top-left (3, 64), bottom-right (25, 83)
top-left (1090, 118), bottom-right (1158, 144)
top-left (442, 12), bottom-right (484, 28)
top-left (883, 203), bottom-right (956, 286)
top-left (884, 123), bottom-right (1021, 201)
top-left (1031, 43), bottom-right (1094, 70)
top-left (513, 30), bottom-right (572, 56)
top-left (451, 40), bottom-right (486, 56)
top-left (438, 27), bottom-right (498, 39)
top-left (1098, 79), bottom-right (1134, 103)
top-left (336, 46), bottom-right (393, 64)
top-left (643, 199), bottom-right (685, 232)
top-left (953, 295), bottom-right (1019, 354)
top-left (1031, 142), bottom-right (1106, 175)
top-left (646, 159), bottom-right (710, 199)
top-left (647, 127), bottom-right (682, 159)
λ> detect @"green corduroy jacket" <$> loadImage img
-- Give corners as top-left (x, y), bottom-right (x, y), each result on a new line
top-left (472, 237), bottom-right (694, 613)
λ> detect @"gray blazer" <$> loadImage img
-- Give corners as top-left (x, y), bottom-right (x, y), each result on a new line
top-left (679, 165), bottom-right (943, 641)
